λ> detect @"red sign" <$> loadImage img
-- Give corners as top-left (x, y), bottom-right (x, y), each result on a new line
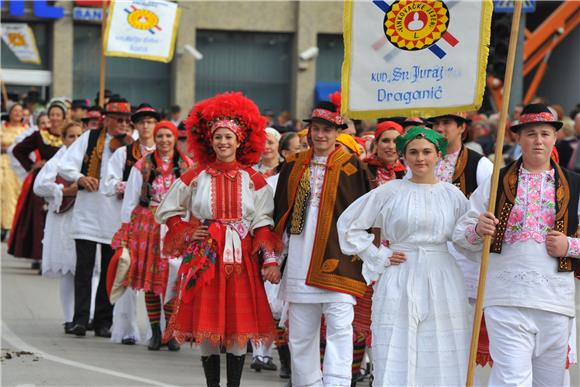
top-left (74, 0), bottom-right (108, 7)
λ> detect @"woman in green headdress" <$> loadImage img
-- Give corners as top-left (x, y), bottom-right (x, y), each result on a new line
top-left (337, 127), bottom-right (471, 386)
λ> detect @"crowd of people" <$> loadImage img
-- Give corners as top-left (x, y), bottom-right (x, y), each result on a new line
top-left (1, 88), bottom-right (579, 387)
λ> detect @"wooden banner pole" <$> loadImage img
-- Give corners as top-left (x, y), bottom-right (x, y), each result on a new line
top-left (98, 1), bottom-right (108, 108)
top-left (466, 1), bottom-right (523, 386)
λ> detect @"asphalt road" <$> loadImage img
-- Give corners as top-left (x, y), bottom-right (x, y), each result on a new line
top-left (1, 242), bottom-right (578, 386)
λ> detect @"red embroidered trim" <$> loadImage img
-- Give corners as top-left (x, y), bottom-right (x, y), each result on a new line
top-left (243, 167), bottom-right (267, 190)
top-left (106, 102), bottom-right (131, 113)
top-left (519, 112), bottom-right (556, 124)
top-left (311, 108), bottom-right (344, 126)
top-left (211, 171), bottom-right (243, 221)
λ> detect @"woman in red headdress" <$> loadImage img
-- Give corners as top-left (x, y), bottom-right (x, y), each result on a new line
top-left (155, 92), bottom-right (281, 387)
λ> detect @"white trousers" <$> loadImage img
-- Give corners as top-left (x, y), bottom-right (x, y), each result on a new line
top-left (485, 306), bottom-right (572, 387)
top-left (252, 340), bottom-right (275, 359)
top-left (288, 302), bottom-right (353, 387)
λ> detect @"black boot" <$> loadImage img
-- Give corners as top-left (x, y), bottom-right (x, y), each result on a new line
top-left (226, 353), bottom-right (245, 387)
top-left (201, 354), bottom-right (220, 387)
top-left (148, 325), bottom-right (161, 350)
top-left (277, 344), bottom-right (291, 379)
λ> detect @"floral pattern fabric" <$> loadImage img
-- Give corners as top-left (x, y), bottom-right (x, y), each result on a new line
top-left (504, 168), bottom-right (555, 244)
top-left (310, 156), bottom-right (327, 208)
top-left (435, 149), bottom-right (460, 183)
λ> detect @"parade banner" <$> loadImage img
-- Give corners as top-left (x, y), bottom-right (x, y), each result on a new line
top-left (342, 0), bottom-right (493, 118)
top-left (1, 23), bottom-right (41, 65)
top-left (104, 0), bottom-right (181, 63)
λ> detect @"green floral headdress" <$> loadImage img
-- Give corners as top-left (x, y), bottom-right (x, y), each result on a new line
top-left (395, 126), bottom-right (448, 156)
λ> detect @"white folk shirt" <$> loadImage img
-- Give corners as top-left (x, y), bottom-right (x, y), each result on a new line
top-left (281, 156), bottom-right (356, 305)
top-left (58, 130), bottom-right (122, 244)
top-left (453, 172), bottom-right (579, 317)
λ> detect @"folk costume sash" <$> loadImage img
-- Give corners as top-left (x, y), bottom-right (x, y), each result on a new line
top-left (138, 150), bottom-right (190, 208)
top-left (452, 145), bottom-right (482, 198)
top-left (274, 147), bottom-right (372, 297)
top-left (491, 159), bottom-right (580, 272)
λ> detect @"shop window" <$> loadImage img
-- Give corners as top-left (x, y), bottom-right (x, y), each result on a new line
top-left (316, 34), bottom-right (343, 83)
top-left (1, 23), bottom-right (50, 70)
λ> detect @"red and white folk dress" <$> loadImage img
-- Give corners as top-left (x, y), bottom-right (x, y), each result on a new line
top-left (113, 151), bottom-right (193, 296)
top-left (155, 160), bottom-right (280, 347)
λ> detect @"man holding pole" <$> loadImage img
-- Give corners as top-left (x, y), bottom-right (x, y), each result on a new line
top-left (454, 103), bottom-right (580, 386)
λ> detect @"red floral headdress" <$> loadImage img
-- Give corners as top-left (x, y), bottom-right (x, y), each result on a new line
top-left (328, 90), bottom-right (342, 113)
top-left (184, 92), bottom-right (267, 166)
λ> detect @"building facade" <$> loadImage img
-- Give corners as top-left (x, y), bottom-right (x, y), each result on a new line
top-left (1, 0), bottom-right (345, 119)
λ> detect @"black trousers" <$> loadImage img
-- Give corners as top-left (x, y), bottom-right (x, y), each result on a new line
top-left (73, 239), bottom-right (114, 329)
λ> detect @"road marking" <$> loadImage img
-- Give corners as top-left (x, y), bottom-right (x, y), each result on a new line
top-left (2, 322), bottom-right (178, 387)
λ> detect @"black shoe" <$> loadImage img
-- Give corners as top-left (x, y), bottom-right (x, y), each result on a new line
top-left (226, 353), bottom-right (245, 387)
top-left (70, 323), bottom-right (86, 337)
top-left (250, 357), bottom-right (263, 372)
top-left (277, 344), bottom-right (291, 379)
top-left (121, 337), bottom-right (136, 345)
top-left (86, 319), bottom-right (94, 331)
top-left (148, 325), bottom-right (161, 351)
top-left (201, 354), bottom-right (220, 387)
top-left (94, 326), bottom-right (112, 338)
top-left (31, 261), bottom-right (40, 270)
top-left (64, 322), bottom-right (75, 334)
top-left (261, 356), bottom-right (277, 371)
top-left (167, 338), bottom-right (180, 351)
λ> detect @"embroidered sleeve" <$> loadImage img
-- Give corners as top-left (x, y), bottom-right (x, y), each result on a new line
top-left (566, 237), bottom-right (580, 259)
top-left (465, 225), bottom-right (483, 245)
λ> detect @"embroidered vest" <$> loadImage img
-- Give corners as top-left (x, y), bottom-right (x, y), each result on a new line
top-left (80, 129), bottom-right (105, 179)
top-left (491, 159), bottom-right (580, 272)
top-left (452, 146), bottom-right (482, 197)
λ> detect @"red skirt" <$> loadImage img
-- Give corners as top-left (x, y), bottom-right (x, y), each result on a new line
top-left (353, 287), bottom-right (373, 346)
top-left (8, 170), bottom-right (45, 260)
top-left (125, 207), bottom-right (169, 297)
top-left (170, 234), bottom-right (276, 347)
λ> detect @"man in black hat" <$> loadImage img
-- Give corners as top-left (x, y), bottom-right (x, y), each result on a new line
top-left (58, 97), bottom-right (133, 338)
top-left (454, 103), bottom-right (580, 386)
top-left (273, 101), bottom-right (372, 387)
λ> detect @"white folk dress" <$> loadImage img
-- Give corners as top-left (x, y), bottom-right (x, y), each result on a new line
top-left (337, 179), bottom-right (471, 387)
top-left (33, 146), bottom-right (76, 277)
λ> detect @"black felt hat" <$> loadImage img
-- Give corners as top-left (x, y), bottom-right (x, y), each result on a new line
top-left (510, 103), bottom-right (563, 132)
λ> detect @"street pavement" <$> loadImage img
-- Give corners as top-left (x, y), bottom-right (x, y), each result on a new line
top-left (1, 242), bottom-right (578, 386)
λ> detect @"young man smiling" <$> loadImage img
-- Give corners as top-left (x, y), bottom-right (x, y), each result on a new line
top-left (454, 104), bottom-right (580, 386)
top-left (273, 101), bottom-right (372, 387)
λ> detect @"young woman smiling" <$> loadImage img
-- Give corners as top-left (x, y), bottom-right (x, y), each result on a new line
top-left (338, 126), bottom-right (471, 386)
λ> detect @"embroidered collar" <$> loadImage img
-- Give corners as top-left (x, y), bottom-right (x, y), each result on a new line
top-left (207, 160), bottom-right (241, 179)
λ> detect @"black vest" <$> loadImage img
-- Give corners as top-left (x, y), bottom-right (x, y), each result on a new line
top-left (452, 146), bottom-right (483, 198)
top-left (122, 142), bottom-right (139, 182)
top-left (80, 129), bottom-right (104, 177)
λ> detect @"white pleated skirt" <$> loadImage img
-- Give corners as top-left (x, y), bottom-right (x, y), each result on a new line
top-left (371, 243), bottom-right (470, 387)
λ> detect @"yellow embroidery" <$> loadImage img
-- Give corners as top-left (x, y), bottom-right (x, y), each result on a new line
top-left (321, 259), bottom-right (340, 273)
top-left (289, 166), bottom-right (311, 234)
top-left (341, 163), bottom-right (357, 176)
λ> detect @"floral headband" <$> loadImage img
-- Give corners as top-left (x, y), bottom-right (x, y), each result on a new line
top-left (210, 118), bottom-right (245, 141)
